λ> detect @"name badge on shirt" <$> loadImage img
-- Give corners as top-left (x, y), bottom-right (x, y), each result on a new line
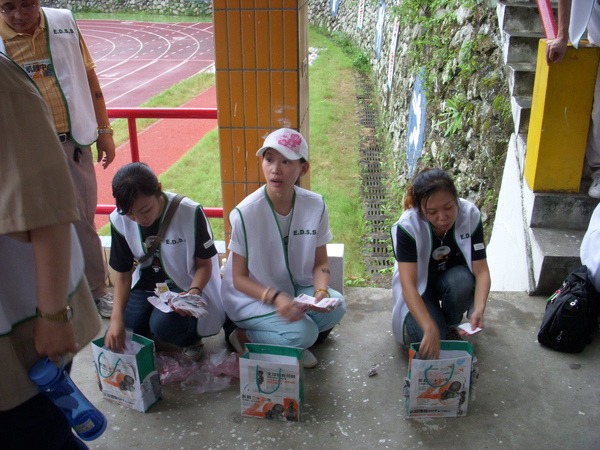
top-left (23, 59), bottom-right (55, 80)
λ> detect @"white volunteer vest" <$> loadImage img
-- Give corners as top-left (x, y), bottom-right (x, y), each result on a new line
top-left (0, 226), bottom-right (84, 335)
top-left (390, 199), bottom-right (481, 344)
top-left (0, 8), bottom-right (97, 145)
top-left (42, 8), bottom-right (97, 145)
top-left (569, 0), bottom-right (600, 48)
top-left (110, 192), bottom-right (224, 336)
top-left (222, 186), bottom-right (330, 322)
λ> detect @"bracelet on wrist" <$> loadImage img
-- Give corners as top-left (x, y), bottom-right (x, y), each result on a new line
top-left (313, 288), bottom-right (330, 298)
top-left (270, 290), bottom-right (281, 305)
top-left (188, 286), bottom-right (202, 295)
top-left (260, 287), bottom-right (272, 303)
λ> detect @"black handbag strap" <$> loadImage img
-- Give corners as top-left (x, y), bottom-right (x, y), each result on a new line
top-left (134, 194), bottom-right (184, 266)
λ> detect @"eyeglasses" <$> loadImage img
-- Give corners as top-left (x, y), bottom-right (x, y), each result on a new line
top-left (0, 1), bottom-right (38, 14)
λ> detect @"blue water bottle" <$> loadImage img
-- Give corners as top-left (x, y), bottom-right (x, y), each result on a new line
top-left (29, 358), bottom-right (107, 441)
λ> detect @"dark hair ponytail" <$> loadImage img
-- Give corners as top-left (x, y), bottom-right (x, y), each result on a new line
top-left (404, 168), bottom-right (458, 217)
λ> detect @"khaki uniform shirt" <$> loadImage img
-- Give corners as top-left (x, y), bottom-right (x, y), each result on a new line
top-left (0, 56), bottom-right (100, 411)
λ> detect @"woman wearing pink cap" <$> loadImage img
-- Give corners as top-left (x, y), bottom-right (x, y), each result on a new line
top-left (221, 128), bottom-right (346, 368)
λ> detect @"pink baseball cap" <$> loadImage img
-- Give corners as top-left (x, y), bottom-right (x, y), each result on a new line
top-left (256, 128), bottom-right (309, 161)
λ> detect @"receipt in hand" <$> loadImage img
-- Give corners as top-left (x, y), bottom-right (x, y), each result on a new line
top-left (293, 293), bottom-right (342, 310)
top-left (147, 290), bottom-right (209, 319)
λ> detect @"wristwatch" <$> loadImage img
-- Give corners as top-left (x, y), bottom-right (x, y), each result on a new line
top-left (97, 125), bottom-right (114, 136)
top-left (36, 306), bottom-right (73, 322)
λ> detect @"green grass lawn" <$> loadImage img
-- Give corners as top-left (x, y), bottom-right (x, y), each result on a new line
top-left (94, 20), bottom-right (366, 282)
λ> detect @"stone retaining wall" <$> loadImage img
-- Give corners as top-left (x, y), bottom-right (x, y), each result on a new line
top-left (309, 1), bottom-right (511, 230)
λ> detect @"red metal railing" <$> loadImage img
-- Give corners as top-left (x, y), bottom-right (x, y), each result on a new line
top-left (96, 107), bottom-right (223, 219)
top-left (536, 0), bottom-right (557, 39)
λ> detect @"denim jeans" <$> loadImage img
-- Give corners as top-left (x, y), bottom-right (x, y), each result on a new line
top-left (124, 288), bottom-right (199, 347)
top-left (237, 285), bottom-right (347, 349)
top-left (405, 265), bottom-right (475, 343)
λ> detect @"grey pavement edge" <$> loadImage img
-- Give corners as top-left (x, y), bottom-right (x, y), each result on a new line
top-left (71, 288), bottom-right (600, 449)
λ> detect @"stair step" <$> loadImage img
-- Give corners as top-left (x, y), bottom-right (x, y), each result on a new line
top-left (529, 227), bottom-right (584, 295)
top-left (502, 31), bottom-right (544, 64)
top-left (507, 62), bottom-right (536, 97)
top-left (511, 95), bottom-right (531, 134)
top-left (525, 191), bottom-right (600, 230)
top-left (498, 1), bottom-right (547, 34)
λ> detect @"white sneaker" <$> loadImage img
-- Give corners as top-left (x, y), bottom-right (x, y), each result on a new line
top-left (94, 293), bottom-right (113, 318)
top-left (589, 179), bottom-right (600, 198)
top-left (303, 349), bottom-right (318, 369)
top-left (182, 340), bottom-right (204, 362)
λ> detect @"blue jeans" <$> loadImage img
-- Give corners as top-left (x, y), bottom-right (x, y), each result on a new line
top-left (405, 265), bottom-right (475, 343)
top-left (124, 288), bottom-right (199, 347)
top-left (237, 286), bottom-right (347, 349)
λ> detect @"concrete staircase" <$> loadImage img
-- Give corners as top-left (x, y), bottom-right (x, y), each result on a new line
top-left (493, 0), bottom-right (599, 294)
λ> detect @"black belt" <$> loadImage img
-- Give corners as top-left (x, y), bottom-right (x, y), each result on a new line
top-left (57, 132), bottom-right (71, 143)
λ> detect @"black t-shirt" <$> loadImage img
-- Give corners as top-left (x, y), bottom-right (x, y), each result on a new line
top-left (109, 207), bottom-right (217, 291)
top-left (395, 221), bottom-right (486, 277)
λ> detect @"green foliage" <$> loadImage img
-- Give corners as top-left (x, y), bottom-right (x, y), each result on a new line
top-left (457, 40), bottom-right (478, 77)
top-left (353, 52), bottom-right (371, 72)
top-left (437, 95), bottom-right (473, 137)
top-left (345, 277), bottom-right (370, 287)
top-left (493, 94), bottom-right (512, 122)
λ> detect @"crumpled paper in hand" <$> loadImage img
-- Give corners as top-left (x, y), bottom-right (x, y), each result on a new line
top-left (294, 293), bottom-right (343, 310)
top-left (147, 290), bottom-right (208, 319)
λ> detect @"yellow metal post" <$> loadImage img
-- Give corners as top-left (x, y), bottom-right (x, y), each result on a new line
top-left (213, 0), bottom-right (310, 242)
top-left (525, 40), bottom-right (599, 192)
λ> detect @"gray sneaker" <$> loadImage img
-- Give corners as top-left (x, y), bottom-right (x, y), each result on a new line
top-left (182, 340), bottom-right (204, 362)
top-left (94, 293), bottom-right (113, 318)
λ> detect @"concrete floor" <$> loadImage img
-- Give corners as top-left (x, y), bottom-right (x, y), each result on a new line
top-left (71, 288), bottom-right (600, 449)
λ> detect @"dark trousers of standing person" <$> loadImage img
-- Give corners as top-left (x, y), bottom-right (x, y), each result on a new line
top-left (0, 393), bottom-right (88, 450)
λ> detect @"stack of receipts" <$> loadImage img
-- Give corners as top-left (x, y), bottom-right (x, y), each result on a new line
top-left (293, 293), bottom-right (343, 310)
top-left (147, 290), bottom-right (208, 319)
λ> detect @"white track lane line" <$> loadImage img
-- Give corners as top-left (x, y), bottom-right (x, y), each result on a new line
top-left (79, 21), bottom-right (213, 104)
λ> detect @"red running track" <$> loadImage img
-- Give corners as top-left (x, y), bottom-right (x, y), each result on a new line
top-left (79, 20), bottom-right (215, 107)
top-left (78, 20), bottom-right (217, 228)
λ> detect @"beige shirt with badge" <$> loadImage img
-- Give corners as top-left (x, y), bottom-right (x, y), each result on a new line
top-left (0, 12), bottom-right (96, 133)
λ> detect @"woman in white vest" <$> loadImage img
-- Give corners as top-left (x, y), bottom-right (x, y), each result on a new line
top-left (105, 163), bottom-right (224, 361)
top-left (390, 168), bottom-right (490, 359)
top-left (222, 128), bottom-right (346, 368)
